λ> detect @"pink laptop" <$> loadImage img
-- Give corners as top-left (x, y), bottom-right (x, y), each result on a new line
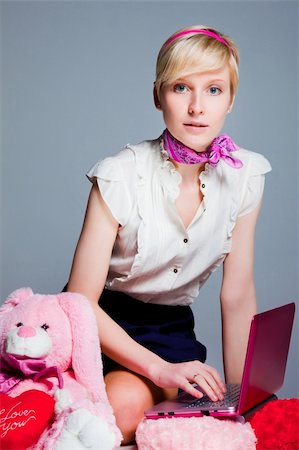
top-left (145, 303), bottom-right (295, 419)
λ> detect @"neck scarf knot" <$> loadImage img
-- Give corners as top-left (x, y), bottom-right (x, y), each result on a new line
top-left (163, 129), bottom-right (243, 169)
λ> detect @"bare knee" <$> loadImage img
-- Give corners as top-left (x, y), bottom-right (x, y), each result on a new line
top-left (105, 368), bottom-right (176, 445)
top-left (105, 369), bottom-right (154, 445)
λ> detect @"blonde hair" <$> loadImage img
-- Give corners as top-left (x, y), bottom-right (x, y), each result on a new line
top-left (155, 25), bottom-right (240, 102)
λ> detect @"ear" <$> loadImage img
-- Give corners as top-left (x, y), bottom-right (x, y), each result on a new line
top-left (57, 292), bottom-right (111, 405)
top-left (153, 83), bottom-right (161, 110)
top-left (227, 96), bottom-right (235, 114)
top-left (0, 287), bottom-right (34, 316)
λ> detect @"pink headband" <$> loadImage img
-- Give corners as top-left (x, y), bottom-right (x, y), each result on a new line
top-left (163, 29), bottom-right (229, 48)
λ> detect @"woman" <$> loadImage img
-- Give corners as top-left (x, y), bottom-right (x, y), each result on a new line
top-left (67, 25), bottom-right (271, 444)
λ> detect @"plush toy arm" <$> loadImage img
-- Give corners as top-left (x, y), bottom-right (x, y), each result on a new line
top-left (36, 393), bottom-right (122, 449)
top-left (54, 408), bottom-right (117, 450)
top-left (35, 404), bottom-right (121, 450)
top-left (54, 388), bottom-right (73, 414)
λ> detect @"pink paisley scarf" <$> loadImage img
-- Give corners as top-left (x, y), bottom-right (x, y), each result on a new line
top-left (163, 129), bottom-right (243, 169)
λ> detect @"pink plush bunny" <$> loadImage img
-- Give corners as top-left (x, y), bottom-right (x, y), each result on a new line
top-left (0, 288), bottom-right (122, 450)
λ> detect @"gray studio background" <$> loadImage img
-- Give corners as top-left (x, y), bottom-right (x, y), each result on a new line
top-left (1, 1), bottom-right (298, 398)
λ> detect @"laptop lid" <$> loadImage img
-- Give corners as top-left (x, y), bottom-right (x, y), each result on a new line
top-left (145, 303), bottom-right (295, 419)
top-left (237, 302), bottom-right (295, 414)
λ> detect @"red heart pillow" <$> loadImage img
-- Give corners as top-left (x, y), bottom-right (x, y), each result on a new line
top-left (0, 390), bottom-right (55, 450)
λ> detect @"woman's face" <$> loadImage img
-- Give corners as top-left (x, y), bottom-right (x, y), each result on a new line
top-left (158, 65), bottom-right (233, 152)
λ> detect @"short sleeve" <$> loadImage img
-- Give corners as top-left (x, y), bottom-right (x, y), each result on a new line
top-left (86, 155), bottom-right (133, 226)
top-left (238, 151), bottom-right (272, 217)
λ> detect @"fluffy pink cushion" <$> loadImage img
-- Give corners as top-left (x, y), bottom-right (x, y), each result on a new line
top-left (136, 416), bottom-right (257, 450)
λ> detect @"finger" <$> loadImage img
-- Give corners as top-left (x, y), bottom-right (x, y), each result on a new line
top-left (179, 379), bottom-right (204, 399)
top-left (192, 373), bottom-right (223, 402)
top-left (204, 365), bottom-right (226, 393)
top-left (192, 363), bottom-right (226, 395)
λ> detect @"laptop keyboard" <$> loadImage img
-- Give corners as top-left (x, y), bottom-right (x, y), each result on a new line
top-left (187, 383), bottom-right (240, 409)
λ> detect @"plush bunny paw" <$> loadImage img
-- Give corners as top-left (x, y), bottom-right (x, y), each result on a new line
top-left (55, 408), bottom-right (116, 450)
top-left (54, 388), bottom-right (73, 413)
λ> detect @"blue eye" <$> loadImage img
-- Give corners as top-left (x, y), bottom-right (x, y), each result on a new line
top-left (174, 84), bottom-right (188, 93)
top-left (209, 86), bottom-right (221, 95)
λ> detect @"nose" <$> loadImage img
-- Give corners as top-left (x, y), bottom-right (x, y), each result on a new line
top-left (17, 326), bottom-right (36, 338)
top-left (188, 92), bottom-right (204, 116)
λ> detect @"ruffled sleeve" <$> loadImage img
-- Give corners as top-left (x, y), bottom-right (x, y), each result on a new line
top-left (237, 150), bottom-right (272, 217)
top-left (86, 152), bottom-right (134, 226)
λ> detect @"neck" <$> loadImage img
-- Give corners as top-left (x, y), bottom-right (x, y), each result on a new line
top-left (172, 160), bottom-right (205, 183)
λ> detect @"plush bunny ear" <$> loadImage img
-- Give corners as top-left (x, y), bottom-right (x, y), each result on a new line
top-left (0, 287), bottom-right (34, 316)
top-left (57, 292), bottom-right (109, 404)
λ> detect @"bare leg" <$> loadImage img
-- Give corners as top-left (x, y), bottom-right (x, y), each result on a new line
top-left (105, 367), bottom-right (177, 445)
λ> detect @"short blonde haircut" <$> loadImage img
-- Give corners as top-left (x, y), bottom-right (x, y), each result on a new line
top-left (155, 25), bottom-right (240, 102)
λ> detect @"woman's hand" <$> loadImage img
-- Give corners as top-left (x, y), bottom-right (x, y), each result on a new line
top-left (149, 360), bottom-right (226, 401)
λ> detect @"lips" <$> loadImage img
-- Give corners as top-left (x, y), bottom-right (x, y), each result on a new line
top-left (184, 122), bottom-right (208, 127)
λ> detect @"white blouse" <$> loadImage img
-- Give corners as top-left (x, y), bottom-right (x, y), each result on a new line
top-left (87, 136), bottom-right (271, 306)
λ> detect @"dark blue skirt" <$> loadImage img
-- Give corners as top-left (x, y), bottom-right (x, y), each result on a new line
top-left (99, 289), bottom-right (207, 375)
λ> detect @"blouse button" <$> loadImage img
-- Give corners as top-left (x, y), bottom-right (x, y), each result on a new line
top-left (173, 268), bottom-right (178, 273)
top-left (201, 183), bottom-right (206, 189)
top-left (183, 238), bottom-right (188, 243)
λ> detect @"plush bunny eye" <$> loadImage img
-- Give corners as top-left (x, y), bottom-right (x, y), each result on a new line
top-left (41, 324), bottom-right (49, 331)
top-left (16, 322), bottom-right (23, 327)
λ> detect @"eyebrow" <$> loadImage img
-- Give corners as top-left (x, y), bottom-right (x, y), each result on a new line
top-left (175, 76), bottom-right (228, 84)
top-left (207, 78), bottom-right (228, 84)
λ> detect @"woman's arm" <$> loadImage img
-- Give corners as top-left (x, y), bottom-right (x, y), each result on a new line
top-left (67, 185), bottom-right (163, 372)
top-left (67, 184), bottom-right (117, 302)
top-left (68, 185), bottom-right (226, 400)
top-left (220, 202), bottom-right (262, 383)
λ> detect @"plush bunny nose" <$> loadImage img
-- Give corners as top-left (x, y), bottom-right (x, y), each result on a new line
top-left (17, 326), bottom-right (36, 338)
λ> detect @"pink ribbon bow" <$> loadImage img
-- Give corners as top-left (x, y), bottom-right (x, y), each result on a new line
top-left (0, 354), bottom-right (63, 394)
